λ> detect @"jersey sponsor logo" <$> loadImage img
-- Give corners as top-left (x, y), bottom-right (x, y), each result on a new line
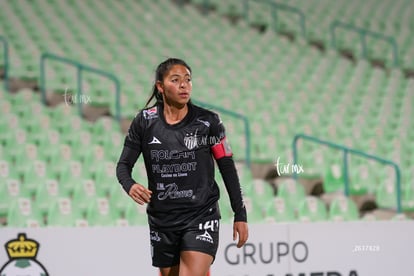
top-left (152, 163), bottom-right (197, 176)
top-left (150, 150), bottom-right (196, 162)
top-left (143, 106), bottom-right (158, 119)
top-left (157, 183), bottom-right (194, 200)
top-left (184, 129), bottom-right (199, 150)
top-left (148, 136), bottom-right (162, 144)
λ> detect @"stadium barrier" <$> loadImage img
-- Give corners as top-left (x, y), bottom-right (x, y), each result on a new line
top-left (292, 133), bottom-right (402, 213)
top-left (242, 0), bottom-right (306, 36)
top-left (39, 53), bottom-right (122, 121)
top-left (330, 20), bottom-right (400, 67)
top-left (0, 35), bottom-right (9, 90)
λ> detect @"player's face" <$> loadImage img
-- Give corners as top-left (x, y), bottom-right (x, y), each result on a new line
top-left (157, 64), bottom-right (192, 106)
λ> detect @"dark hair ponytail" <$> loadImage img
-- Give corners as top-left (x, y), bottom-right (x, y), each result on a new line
top-left (144, 58), bottom-right (192, 108)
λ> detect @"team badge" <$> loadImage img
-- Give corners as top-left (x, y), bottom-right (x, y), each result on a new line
top-left (0, 233), bottom-right (49, 276)
top-left (184, 129), bottom-right (199, 150)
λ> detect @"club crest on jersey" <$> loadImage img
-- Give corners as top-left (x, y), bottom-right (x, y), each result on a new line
top-left (184, 129), bottom-right (199, 150)
top-left (143, 106), bottom-right (158, 119)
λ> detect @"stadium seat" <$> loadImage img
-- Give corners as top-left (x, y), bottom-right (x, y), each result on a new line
top-left (375, 181), bottom-right (398, 210)
top-left (93, 161), bottom-right (118, 197)
top-left (71, 179), bottom-right (98, 217)
top-left (33, 178), bottom-right (61, 218)
top-left (276, 179), bottom-right (306, 212)
top-left (328, 194), bottom-right (360, 221)
top-left (0, 178), bottom-right (28, 217)
top-left (323, 163), bottom-right (345, 194)
top-left (243, 196), bottom-right (265, 223)
top-left (297, 196), bottom-right (328, 222)
top-left (124, 200), bottom-right (149, 226)
top-left (7, 197), bottom-right (44, 228)
top-left (47, 197), bottom-right (84, 227)
top-left (402, 182), bottom-right (414, 212)
top-left (0, 160), bottom-right (19, 182)
top-left (82, 145), bottom-right (107, 177)
top-left (37, 129), bottom-right (61, 163)
top-left (85, 197), bottom-right (118, 226)
top-left (58, 160), bottom-right (86, 197)
top-left (265, 197), bottom-right (297, 223)
top-left (108, 183), bottom-right (131, 219)
top-left (48, 143), bottom-right (75, 179)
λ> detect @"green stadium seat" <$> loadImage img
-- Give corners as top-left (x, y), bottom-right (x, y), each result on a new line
top-left (47, 197), bottom-right (84, 227)
top-left (85, 197), bottom-right (118, 226)
top-left (21, 159), bottom-right (49, 198)
top-left (402, 182), bottom-right (414, 212)
top-left (37, 129), bottom-right (61, 163)
top-left (92, 116), bottom-right (120, 138)
top-left (64, 130), bottom-right (93, 159)
top-left (33, 178), bottom-right (61, 218)
top-left (7, 197), bottom-right (44, 228)
top-left (265, 197), bottom-right (297, 223)
top-left (0, 178), bottom-right (28, 217)
top-left (323, 163), bottom-right (345, 194)
top-left (124, 200), bottom-right (149, 226)
top-left (0, 160), bottom-right (19, 182)
top-left (93, 161), bottom-right (118, 197)
top-left (59, 160), bottom-right (86, 197)
top-left (251, 179), bottom-right (275, 203)
top-left (244, 196), bottom-right (265, 223)
top-left (14, 143), bottom-right (40, 177)
top-left (375, 181), bottom-right (398, 210)
top-left (100, 131), bottom-right (124, 162)
top-left (328, 194), bottom-right (360, 221)
top-left (297, 196), bottom-right (328, 222)
top-left (82, 145), bottom-right (107, 177)
top-left (4, 128), bottom-right (28, 164)
top-left (276, 179), bottom-right (306, 212)
top-left (48, 143), bottom-right (75, 180)
top-left (71, 179), bottom-right (98, 217)
top-left (108, 183), bottom-right (131, 219)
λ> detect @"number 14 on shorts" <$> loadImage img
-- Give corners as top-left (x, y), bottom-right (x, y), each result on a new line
top-left (199, 220), bottom-right (219, 232)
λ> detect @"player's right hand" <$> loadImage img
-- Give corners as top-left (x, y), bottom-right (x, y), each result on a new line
top-left (129, 183), bottom-right (152, 205)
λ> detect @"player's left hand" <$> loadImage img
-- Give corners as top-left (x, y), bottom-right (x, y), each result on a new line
top-left (233, 221), bottom-right (248, 248)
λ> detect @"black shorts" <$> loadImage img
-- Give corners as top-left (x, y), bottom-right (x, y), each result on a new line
top-left (149, 207), bottom-right (220, 268)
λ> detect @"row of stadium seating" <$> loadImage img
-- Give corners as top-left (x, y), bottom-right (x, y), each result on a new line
top-left (192, 0), bottom-right (414, 70)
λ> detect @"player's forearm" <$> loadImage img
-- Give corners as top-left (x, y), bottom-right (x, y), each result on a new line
top-left (216, 157), bottom-right (247, 222)
top-left (116, 146), bottom-right (140, 193)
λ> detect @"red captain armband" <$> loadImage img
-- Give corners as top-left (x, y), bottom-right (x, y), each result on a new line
top-left (211, 137), bottom-right (233, 160)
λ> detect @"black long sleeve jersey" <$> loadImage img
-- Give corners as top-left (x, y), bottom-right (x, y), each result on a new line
top-left (116, 102), bottom-right (247, 230)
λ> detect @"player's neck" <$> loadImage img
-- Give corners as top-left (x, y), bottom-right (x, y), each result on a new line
top-left (163, 103), bottom-right (188, 125)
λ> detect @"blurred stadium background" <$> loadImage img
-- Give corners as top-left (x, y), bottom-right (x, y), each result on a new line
top-left (0, 0), bottom-right (413, 229)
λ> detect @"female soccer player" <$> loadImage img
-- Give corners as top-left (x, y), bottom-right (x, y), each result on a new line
top-left (116, 58), bottom-right (248, 276)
